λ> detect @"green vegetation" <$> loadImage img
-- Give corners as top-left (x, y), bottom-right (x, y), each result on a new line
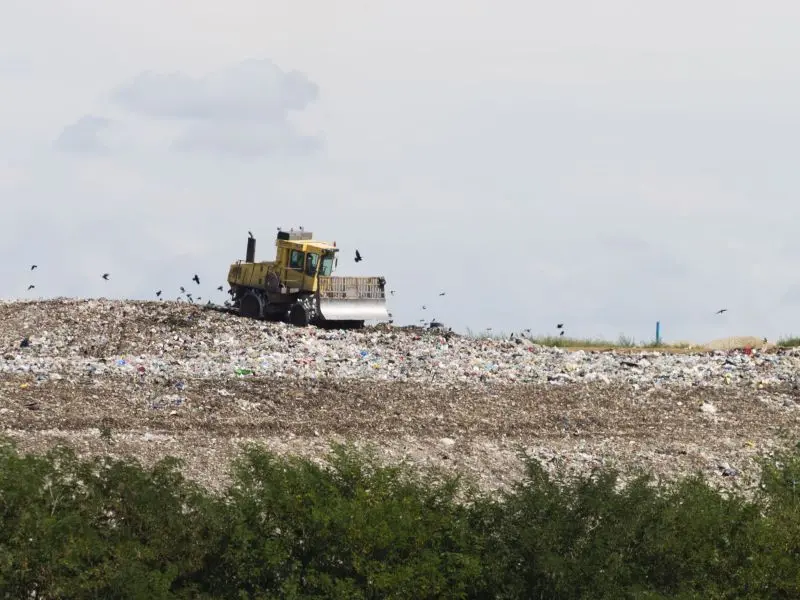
top-left (466, 328), bottom-right (692, 350)
top-left (1, 437), bottom-right (799, 598)
top-left (777, 336), bottom-right (800, 347)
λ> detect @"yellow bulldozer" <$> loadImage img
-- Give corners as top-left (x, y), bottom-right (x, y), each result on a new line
top-left (226, 229), bottom-right (390, 328)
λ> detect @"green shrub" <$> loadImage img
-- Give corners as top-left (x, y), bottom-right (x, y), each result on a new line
top-left (0, 437), bottom-right (799, 598)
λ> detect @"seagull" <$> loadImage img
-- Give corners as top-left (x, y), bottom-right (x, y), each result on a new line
top-left (27, 284), bottom-right (35, 290)
top-left (354, 249), bottom-right (362, 263)
top-left (30, 265), bottom-right (37, 270)
top-left (192, 274), bottom-right (200, 284)
top-left (715, 308), bottom-right (727, 315)
top-left (102, 273), bottom-right (110, 280)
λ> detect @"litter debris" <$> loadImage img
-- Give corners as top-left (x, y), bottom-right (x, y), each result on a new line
top-left (2, 299), bottom-right (798, 390)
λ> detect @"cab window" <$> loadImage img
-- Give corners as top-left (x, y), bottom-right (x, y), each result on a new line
top-left (320, 255), bottom-right (334, 276)
top-left (305, 252), bottom-right (319, 276)
top-left (289, 250), bottom-right (305, 270)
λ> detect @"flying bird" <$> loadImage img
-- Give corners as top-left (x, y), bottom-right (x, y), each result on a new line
top-left (192, 274), bottom-right (200, 284)
top-left (439, 292), bottom-right (446, 296)
top-left (156, 290), bottom-right (162, 297)
top-left (102, 273), bottom-right (109, 280)
top-left (560, 330), bottom-right (565, 336)
top-left (30, 265), bottom-right (37, 270)
top-left (715, 309), bottom-right (728, 315)
top-left (422, 305), bottom-right (427, 310)
top-left (557, 323), bottom-right (564, 329)
top-left (389, 290), bottom-right (395, 295)
top-left (180, 286), bottom-right (185, 293)
top-left (217, 285), bottom-right (224, 291)
top-left (354, 249), bottom-right (362, 263)
top-left (27, 284), bottom-right (34, 290)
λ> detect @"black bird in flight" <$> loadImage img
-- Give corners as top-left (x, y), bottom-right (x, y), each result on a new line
top-left (422, 305), bottom-right (427, 310)
top-left (102, 273), bottom-right (110, 280)
top-left (557, 323), bottom-right (564, 329)
top-left (354, 249), bottom-right (362, 263)
top-left (156, 290), bottom-right (162, 297)
top-left (180, 286), bottom-right (185, 293)
top-left (389, 290), bottom-right (395, 295)
top-left (30, 265), bottom-right (37, 270)
top-left (27, 284), bottom-right (34, 290)
top-left (560, 330), bottom-right (565, 336)
top-left (715, 308), bottom-right (727, 315)
top-left (439, 292), bottom-right (446, 296)
top-left (217, 285), bottom-right (224, 291)
top-left (192, 274), bottom-right (200, 284)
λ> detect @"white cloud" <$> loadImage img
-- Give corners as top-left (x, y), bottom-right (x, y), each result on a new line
top-left (53, 115), bottom-right (111, 154)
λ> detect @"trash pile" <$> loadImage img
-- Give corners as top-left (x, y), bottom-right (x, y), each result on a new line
top-left (1, 299), bottom-right (798, 494)
top-left (1, 298), bottom-right (799, 390)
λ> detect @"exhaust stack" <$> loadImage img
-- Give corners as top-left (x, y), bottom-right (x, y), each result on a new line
top-left (246, 237), bottom-right (256, 263)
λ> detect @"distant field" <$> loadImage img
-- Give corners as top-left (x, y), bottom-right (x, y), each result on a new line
top-left (464, 328), bottom-right (795, 353)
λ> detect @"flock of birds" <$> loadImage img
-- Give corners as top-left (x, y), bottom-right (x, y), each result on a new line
top-left (25, 263), bottom-right (228, 307)
top-left (20, 233), bottom-right (733, 336)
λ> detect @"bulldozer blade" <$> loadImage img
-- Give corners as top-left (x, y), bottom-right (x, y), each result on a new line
top-left (318, 298), bottom-right (389, 322)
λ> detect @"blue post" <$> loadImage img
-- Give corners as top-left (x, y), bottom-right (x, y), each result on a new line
top-left (655, 321), bottom-right (661, 345)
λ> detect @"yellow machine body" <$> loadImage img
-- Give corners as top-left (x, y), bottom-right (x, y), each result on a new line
top-left (226, 230), bottom-right (389, 327)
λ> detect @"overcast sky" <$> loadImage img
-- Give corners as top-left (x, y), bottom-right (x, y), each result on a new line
top-left (3, 0), bottom-right (800, 343)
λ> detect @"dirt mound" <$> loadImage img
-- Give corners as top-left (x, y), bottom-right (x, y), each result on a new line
top-left (703, 336), bottom-right (773, 351)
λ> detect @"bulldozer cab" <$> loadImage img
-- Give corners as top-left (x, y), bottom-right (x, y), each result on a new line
top-left (278, 239), bottom-right (337, 292)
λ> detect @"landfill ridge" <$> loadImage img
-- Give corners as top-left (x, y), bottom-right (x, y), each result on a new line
top-left (1, 297), bottom-right (799, 494)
